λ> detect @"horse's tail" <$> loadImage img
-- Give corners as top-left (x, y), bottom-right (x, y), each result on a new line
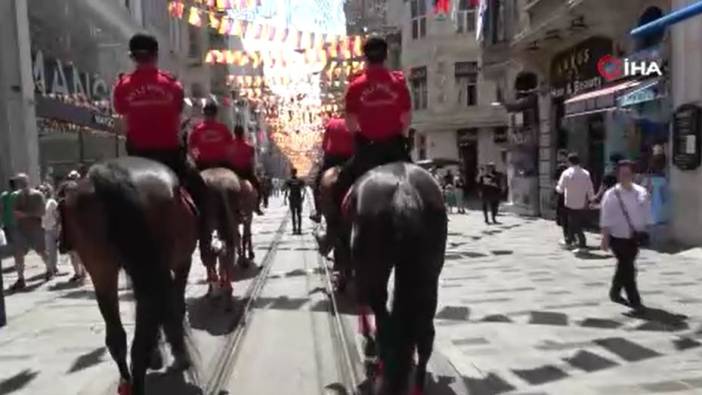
top-left (89, 163), bottom-right (166, 298)
top-left (391, 180), bottom-right (425, 244)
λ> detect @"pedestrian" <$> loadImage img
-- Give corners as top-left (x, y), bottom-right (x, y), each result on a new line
top-left (284, 168), bottom-right (306, 235)
top-left (555, 153), bottom-right (594, 253)
top-left (593, 153), bottom-right (623, 203)
top-left (40, 184), bottom-right (60, 278)
top-left (478, 163), bottom-right (503, 224)
top-left (9, 174), bottom-right (52, 291)
top-left (455, 176), bottom-right (466, 214)
top-left (600, 160), bottom-right (651, 313)
top-left (57, 172), bottom-right (87, 283)
top-left (0, 179), bottom-right (18, 249)
top-left (554, 160), bottom-right (569, 245)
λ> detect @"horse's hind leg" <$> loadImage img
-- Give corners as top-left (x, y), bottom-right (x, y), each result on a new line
top-left (163, 258), bottom-right (192, 370)
top-left (93, 266), bottom-right (131, 385)
top-left (130, 293), bottom-right (162, 395)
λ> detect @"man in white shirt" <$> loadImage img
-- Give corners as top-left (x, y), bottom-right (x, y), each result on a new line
top-left (556, 153), bottom-right (594, 250)
top-left (600, 160), bottom-right (652, 312)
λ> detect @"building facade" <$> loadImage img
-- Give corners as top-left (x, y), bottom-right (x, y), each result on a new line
top-left (498, 0), bottom-right (673, 240)
top-left (389, 0), bottom-right (508, 193)
top-left (0, 0), bottom-right (193, 186)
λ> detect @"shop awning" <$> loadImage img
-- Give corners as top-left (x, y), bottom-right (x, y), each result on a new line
top-left (564, 80), bottom-right (641, 118)
top-left (631, 0), bottom-right (702, 37)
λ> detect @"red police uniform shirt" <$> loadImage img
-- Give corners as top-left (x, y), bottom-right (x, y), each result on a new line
top-left (188, 120), bottom-right (233, 164)
top-left (322, 117), bottom-right (354, 157)
top-left (345, 66), bottom-right (411, 141)
top-left (228, 137), bottom-right (255, 171)
top-left (113, 65), bottom-right (184, 150)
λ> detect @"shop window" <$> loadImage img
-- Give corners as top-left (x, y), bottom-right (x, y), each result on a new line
top-left (410, 0), bottom-right (427, 40)
top-left (410, 67), bottom-right (428, 110)
top-left (418, 134), bottom-right (427, 159)
top-left (456, 1), bottom-right (476, 34)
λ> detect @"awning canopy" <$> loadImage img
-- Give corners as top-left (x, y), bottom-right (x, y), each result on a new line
top-left (631, 0), bottom-right (702, 37)
top-left (564, 80), bottom-right (641, 117)
top-left (617, 78), bottom-right (665, 107)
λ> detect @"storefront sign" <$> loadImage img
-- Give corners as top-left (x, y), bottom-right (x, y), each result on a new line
top-left (550, 37), bottom-right (613, 99)
top-left (672, 104), bottom-right (702, 170)
top-left (617, 86), bottom-right (657, 107)
top-left (32, 50), bottom-right (110, 100)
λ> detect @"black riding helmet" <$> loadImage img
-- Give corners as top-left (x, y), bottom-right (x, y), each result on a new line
top-left (129, 33), bottom-right (158, 63)
top-left (203, 100), bottom-right (218, 117)
top-left (362, 36), bottom-right (388, 64)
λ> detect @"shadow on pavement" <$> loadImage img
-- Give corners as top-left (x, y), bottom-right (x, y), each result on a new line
top-left (49, 280), bottom-right (83, 291)
top-left (145, 371), bottom-right (203, 395)
top-left (627, 307), bottom-right (689, 332)
top-left (0, 369), bottom-right (39, 395)
top-left (425, 374), bottom-right (462, 394)
top-left (68, 347), bottom-right (107, 374)
top-left (187, 296), bottom-right (239, 336)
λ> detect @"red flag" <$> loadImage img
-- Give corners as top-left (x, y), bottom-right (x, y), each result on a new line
top-left (469, 0), bottom-right (480, 7)
top-left (434, 0), bottom-right (450, 14)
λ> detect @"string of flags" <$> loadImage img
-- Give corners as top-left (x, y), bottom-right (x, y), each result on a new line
top-left (191, 0), bottom-right (262, 10)
top-left (169, 1), bottom-right (364, 59)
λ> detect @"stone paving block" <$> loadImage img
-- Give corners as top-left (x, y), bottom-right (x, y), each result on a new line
top-left (436, 306), bottom-right (470, 321)
top-left (462, 372), bottom-right (516, 394)
top-left (563, 349), bottom-right (618, 372)
top-left (593, 337), bottom-right (662, 362)
top-left (529, 311), bottom-right (568, 326)
top-left (511, 365), bottom-right (568, 385)
top-left (580, 318), bottom-right (624, 329)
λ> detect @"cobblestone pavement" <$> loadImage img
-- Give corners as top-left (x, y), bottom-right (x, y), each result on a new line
top-left (2, 201), bottom-right (702, 394)
top-left (434, 210), bottom-right (702, 395)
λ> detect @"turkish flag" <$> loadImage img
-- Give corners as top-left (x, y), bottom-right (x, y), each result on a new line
top-left (434, 0), bottom-right (450, 14)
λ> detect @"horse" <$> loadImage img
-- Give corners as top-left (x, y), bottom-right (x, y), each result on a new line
top-left (318, 166), bottom-right (353, 291)
top-left (324, 162), bottom-right (447, 395)
top-left (235, 179), bottom-right (257, 267)
top-left (61, 157), bottom-right (198, 395)
top-left (199, 168), bottom-right (240, 304)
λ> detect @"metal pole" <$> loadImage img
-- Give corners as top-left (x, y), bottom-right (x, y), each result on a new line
top-left (631, 0), bottom-right (702, 37)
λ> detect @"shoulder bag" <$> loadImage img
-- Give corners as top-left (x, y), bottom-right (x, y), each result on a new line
top-left (614, 189), bottom-right (650, 247)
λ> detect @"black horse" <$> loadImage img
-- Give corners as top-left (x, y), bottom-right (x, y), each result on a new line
top-left (346, 162), bottom-right (447, 395)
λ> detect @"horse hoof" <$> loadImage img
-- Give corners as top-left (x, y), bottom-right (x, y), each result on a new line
top-left (117, 381), bottom-right (132, 395)
top-left (149, 349), bottom-right (164, 371)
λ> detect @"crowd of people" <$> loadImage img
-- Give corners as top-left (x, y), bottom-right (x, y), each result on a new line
top-left (432, 164), bottom-right (505, 224)
top-left (0, 171), bottom-right (86, 292)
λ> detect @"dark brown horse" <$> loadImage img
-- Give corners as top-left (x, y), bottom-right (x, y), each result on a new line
top-left (199, 168), bottom-right (240, 303)
top-left (62, 157), bottom-right (198, 395)
top-left (318, 166), bottom-right (352, 290)
top-left (323, 162), bottom-right (447, 395)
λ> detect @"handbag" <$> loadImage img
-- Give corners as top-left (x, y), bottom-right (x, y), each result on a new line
top-left (614, 189), bottom-right (650, 247)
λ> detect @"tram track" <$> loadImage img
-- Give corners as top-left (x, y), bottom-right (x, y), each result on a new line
top-left (202, 199), bottom-right (363, 395)
top-left (202, 213), bottom-right (290, 395)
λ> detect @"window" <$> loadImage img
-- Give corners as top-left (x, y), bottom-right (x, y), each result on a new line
top-left (418, 134), bottom-right (427, 160)
top-left (456, 1), bottom-right (476, 34)
top-left (191, 83), bottom-right (204, 98)
top-left (410, 0), bottom-right (427, 40)
top-left (410, 67), bottom-right (428, 110)
top-left (188, 25), bottom-right (200, 59)
top-left (455, 62), bottom-right (479, 106)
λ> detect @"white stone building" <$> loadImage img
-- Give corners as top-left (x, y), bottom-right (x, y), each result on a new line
top-left (387, 0), bottom-right (508, 192)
